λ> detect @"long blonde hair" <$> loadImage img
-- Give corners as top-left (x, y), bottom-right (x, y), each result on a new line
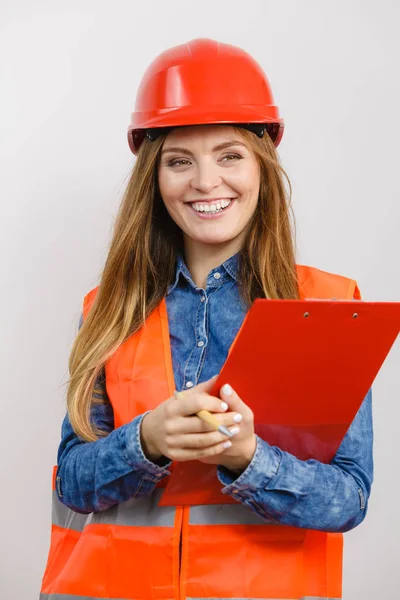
top-left (67, 125), bottom-right (299, 441)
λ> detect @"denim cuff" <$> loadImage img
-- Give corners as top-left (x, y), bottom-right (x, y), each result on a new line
top-left (217, 435), bottom-right (282, 499)
top-left (120, 412), bottom-right (172, 481)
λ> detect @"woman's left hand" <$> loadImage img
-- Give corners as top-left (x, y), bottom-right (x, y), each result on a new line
top-left (198, 383), bottom-right (257, 473)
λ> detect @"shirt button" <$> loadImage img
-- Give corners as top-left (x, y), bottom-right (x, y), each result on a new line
top-left (213, 272), bottom-right (221, 280)
top-left (200, 296), bottom-right (205, 302)
top-left (197, 341), bottom-right (204, 347)
top-left (186, 381), bottom-right (194, 388)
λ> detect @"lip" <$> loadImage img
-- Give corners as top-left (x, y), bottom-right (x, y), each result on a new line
top-left (187, 198), bottom-right (235, 219)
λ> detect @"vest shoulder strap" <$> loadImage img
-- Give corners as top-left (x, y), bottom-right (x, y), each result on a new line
top-left (297, 264), bottom-right (361, 299)
top-left (82, 285), bottom-right (100, 320)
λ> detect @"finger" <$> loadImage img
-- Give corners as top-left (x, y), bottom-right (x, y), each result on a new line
top-left (169, 425), bottom-right (240, 449)
top-left (173, 412), bottom-right (242, 434)
top-left (176, 375), bottom-right (218, 398)
top-left (170, 377), bottom-right (219, 412)
top-left (212, 410), bottom-right (244, 425)
top-left (175, 392), bottom-right (230, 417)
top-left (194, 374), bottom-right (219, 391)
top-left (171, 437), bottom-right (233, 462)
top-left (194, 437), bottom-right (233, 458)
top-left (219, 383), bottom-right (251, 415)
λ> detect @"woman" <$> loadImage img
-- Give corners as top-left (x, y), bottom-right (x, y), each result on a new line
top-left (40, 38), bottom-right (373, 600)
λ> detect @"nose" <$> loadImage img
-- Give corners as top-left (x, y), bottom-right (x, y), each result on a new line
top-left (190, 160), bottom-right (223, 193)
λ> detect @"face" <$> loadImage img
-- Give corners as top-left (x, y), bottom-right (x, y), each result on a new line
top-left (157, 125), bottom-right (260, 251)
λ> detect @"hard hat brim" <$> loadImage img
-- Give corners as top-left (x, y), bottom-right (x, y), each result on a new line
top-left (127, 105), bottom-right (284, 154)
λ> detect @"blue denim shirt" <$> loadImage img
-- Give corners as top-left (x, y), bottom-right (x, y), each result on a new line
top-left (56, 252), bottom-right (374, 532)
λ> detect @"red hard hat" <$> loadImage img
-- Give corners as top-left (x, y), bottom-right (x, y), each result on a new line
top-left (127, 38), bottom-right (284, 155)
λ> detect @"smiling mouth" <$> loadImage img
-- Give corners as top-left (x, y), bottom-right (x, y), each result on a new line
top-left (188, 198), bottom-right (236, 214)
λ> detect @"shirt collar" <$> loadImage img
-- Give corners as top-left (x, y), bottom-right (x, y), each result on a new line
top-left (167, 251), bottom-right (240, 295)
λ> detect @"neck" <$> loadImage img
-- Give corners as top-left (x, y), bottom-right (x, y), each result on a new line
top-left (183, 236), bottom-right (242, 289)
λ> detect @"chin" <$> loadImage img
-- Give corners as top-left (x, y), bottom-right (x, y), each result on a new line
top-left (194, 234), bottom-right (235, 245)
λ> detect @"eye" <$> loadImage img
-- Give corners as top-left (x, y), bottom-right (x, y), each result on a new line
top-left (167, 158), bottom-right (191, 167)
top-left (222, 153), bottom-right (242, 162)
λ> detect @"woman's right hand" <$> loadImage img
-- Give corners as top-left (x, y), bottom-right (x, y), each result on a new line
top-left (140, 375), bottom-right (242, 462)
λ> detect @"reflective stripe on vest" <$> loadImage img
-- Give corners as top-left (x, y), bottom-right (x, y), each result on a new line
top-left (187, 597), bottom-right (341, 600)
top-left (89, 489), bottom-right (175, 527)
top-left (39, 596), bottom-right (128, 600)
top-left (40, 593), bottom-right (341, 599)
top-left (53, 489), bottom-right (175, 529)
top-left (52, 491), bottom-right (89, 532)
top-left (53, 490), bottom-right (273, 530)
top-left (189, 502), bottom-right (280, 525)
top-left (40, 589), bottom-right (343, 599)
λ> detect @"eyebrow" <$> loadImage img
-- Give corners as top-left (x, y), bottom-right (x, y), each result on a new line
top-left (161, 140), bottom-right (248, 156)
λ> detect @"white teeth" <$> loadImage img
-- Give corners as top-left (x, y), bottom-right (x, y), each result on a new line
top-left (191, 199), bottom-right (233, 213)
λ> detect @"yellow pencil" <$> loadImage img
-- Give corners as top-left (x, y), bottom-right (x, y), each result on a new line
top-left (174, 390), bottom-right (233, 438)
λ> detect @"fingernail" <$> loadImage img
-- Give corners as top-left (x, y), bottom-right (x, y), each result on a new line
top-left (223, 440), bottom-right (232, 449)
top-left (221, 383), bottom-right (233, 396)
top-left (231, 427), bottom-right (240, 436)
top-left (233, 413), bottom-right (242, 423)
top-left (221, 401), bottom-right (229, 411)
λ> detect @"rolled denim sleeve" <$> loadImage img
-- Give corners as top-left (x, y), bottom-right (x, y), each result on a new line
top-left (57, 408), bottom-right (172, 514)
top-left (217, 389), bottom-right (374, 533)
top-left (56, 313), bottom-right (172, 514)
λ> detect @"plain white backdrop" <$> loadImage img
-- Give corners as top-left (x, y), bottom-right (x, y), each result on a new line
top-left (1, 1), bottom-right (399, 598)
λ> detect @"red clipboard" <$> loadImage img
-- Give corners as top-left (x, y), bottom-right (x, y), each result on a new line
top-left (159, 299), bottom-right (400, 506)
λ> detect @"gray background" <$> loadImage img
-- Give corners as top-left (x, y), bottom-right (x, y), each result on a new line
top-left (1, 1), bottom-right (399, 598)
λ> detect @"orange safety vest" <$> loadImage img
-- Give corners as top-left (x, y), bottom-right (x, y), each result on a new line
top-left (40, 264), bottom-right (361, 600)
